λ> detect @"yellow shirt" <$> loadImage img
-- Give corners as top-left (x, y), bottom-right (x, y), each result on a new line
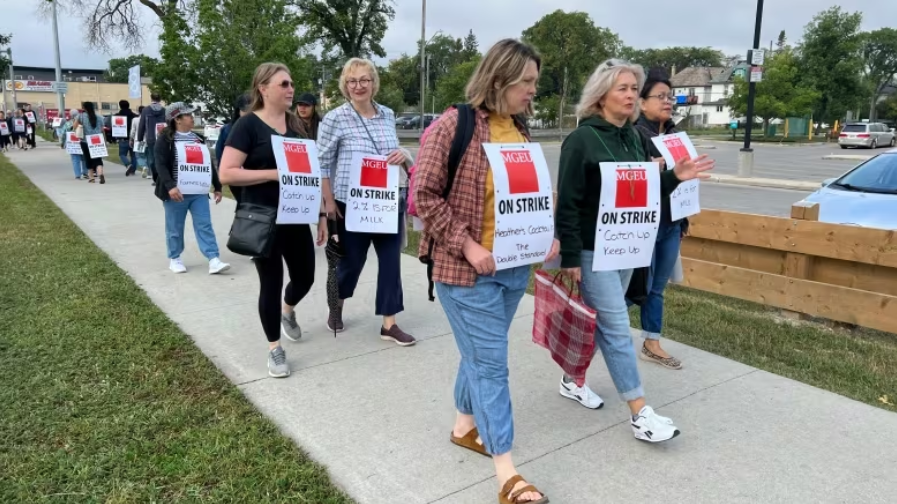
top-left (482, 113), bottom-right (525, 251)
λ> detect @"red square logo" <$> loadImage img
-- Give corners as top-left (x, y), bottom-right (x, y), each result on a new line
top-left (615, 168), bottom-right (648, 208)
top-left (184, 144), bottom-right (204, 164)
top-left (662, 136), bottom-right (691, 164)
top-left (68, 133), bottom-right (78, 142)
top-left (501, 150), bottom-right (540, 194)
top-left (360, 158), bottom-right (388, 188)
top-left (284, 142), bottom-right (311, 173)
top-left (114, 116), bottom-right (125, 126)
top-left (155, 123), bottom-right (165, 135)
top-left (90, 135), bottom-right (102, 146)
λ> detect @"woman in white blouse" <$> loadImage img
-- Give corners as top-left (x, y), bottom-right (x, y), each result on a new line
top-left (318, 57), bottom-right (416, 346)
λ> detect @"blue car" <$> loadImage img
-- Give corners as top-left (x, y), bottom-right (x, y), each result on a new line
top-left (798, 147), bottom-right (897, 230)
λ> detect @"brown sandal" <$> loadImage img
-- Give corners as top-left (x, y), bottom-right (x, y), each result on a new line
top-left (449, 427), bottom-right (490, 457)
top-left (499, 475), bottom-right (548, 504)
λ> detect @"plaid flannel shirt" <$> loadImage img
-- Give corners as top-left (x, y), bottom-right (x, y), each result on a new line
top-left (317, 102), bottom-right (408, 203)
top-left (414, 107), bottom-right (531, 287)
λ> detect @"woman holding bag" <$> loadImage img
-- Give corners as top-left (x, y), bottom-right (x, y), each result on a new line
top-left (219, 62), bottom-right (326, 379)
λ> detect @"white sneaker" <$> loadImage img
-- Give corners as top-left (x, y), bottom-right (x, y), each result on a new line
top-left (559, 376), bottom-right (604, 409)
top-left (631, 406), bottom-right (680, 443)
top-left (169, 258), bottom-right (187, 274)
top-left (208, 257), bottom-right (231, 275)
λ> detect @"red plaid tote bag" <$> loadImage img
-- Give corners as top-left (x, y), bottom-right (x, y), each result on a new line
top-left (532, 269), bottom-right (597, 387)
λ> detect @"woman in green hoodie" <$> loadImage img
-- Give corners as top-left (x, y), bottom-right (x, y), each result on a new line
top-left (554, 59), bottom-right (714, 444)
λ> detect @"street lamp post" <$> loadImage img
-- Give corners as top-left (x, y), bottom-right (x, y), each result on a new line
top-left (738, 0), bottom-right (764, 177)
top-left (7, 48), bottom-right (16, 111)
top-left (51, 0), bottom-right (65, 119)
top-left (419, 0), bottom-right (426, 133)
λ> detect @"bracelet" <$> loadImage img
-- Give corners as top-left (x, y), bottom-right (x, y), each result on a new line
top-left (319, 212), bottom-right (327, 218)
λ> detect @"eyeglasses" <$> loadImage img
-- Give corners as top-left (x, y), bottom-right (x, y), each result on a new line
top-left (346, 78), bottom-right (373, 88)
top-left (646, 93), bottom-right (677, 103)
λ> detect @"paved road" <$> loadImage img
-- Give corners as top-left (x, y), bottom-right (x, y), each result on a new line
top-left (409, 141), bottom-right (862, 186)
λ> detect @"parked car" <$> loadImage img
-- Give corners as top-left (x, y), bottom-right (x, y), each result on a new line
top-left (838, 122), bottom-right (896, 149)
top-left (402, 114), bottom-right (439, 129)
top-left (797, 148), bottom-right (897, 230)
top-left (395, 115), bottom-right (415, 128)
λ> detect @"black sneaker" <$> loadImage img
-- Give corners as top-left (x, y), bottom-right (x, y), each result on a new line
top-left (327, 307), bottom-right (345, 333)
top-left (380, 324), bottom-right (416, 347)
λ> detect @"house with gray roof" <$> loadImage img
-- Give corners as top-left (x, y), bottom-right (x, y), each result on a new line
top-left (670, 62), bottom-right (750, 127)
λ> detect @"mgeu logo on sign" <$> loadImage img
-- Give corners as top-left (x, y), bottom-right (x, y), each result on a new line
top-left (501, 150), bottom-right (540, 194)
top-left (360, 158), bottom-right (388, 188)
top-left (284, 142), bottom-right (311, 173)
top-left (615, 168), bottom-right (648, 208)
top-left (90, 135), bottom-right (102, 146)
top-left (114, 117), bottom-right (125, 126)
top-left (184, 144), bottom-right (204, 164)
top-left (663, 137), bottom-right (690, 163)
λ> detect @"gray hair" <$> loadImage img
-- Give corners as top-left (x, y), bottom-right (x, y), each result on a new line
top-left (575, 59), bottom-right (645, 122)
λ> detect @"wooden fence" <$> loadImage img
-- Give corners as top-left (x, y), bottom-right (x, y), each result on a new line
top-left (679, 202), bottom-right (897, 334)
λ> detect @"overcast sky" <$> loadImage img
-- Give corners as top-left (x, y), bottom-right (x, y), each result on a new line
top-left (5, 0), bottom-right (896, 71)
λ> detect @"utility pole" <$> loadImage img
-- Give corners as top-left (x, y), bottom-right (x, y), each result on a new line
top-left (51, 0), bottom-right (65, 120)
top-left (419, 0), bottom-right (426, 133)
top-left (7, 48), bottom-right (17, 111)
top-left (738, 0), bottom-right (764, 177)
top-left (426, 54), bottom-right (431, 114)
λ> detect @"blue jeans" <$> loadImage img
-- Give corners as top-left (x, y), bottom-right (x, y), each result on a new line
top-left (146, 143), bottom-right (157, 180)
top-left (580, 251), bottom-right (643, 401)
top-left (118, 140), bottom-right (136, 171)
top-left (641, 220), bottom-right (682, 339)
top-left (162, 194), bottom-right (219, 260)
top-left (69, 154), bottom-right (86, 178)
top-left (436, 266), bottom-right (530, 456)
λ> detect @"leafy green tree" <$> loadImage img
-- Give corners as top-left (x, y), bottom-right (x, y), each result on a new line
top-left (798, 6), bottom-right (865, 125)
top-left (619, 46), bottom-right (724, 75)
top-left (727, 48), bottom-right (820, 136)
top-left (152, 7), bottom-right (200, 104)
top-left (0, 34), bottom-right (10, 76)
top-left (386, 55), bottom-right (420, 107)
top-left (104, 55), bottom-right (159, 83)
top-left (376, 66), bottom-right (406, 114)
top-left (776, 30), bottom-right (787, 51)
top-left (876, 94), bottom-right (897, 122)
top-left (433, 56), bottom-right (480, 111)
top-left (461, 30), bottom-right (479, 61)
top-left (293, 0), bottom-right (395, 58)
top-left (522, 10), bottom-right (621, 129)
top-left (860, 28), bottom-right (897, 120)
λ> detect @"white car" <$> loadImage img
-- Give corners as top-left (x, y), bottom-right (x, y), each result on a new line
top-left (838, 122), bottom-right (896, 149)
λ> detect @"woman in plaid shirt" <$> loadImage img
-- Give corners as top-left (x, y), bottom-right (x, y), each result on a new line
top-left (414, 39), bottom-right (557, 504)
top-left (318, 58), bottom-right (416, 346)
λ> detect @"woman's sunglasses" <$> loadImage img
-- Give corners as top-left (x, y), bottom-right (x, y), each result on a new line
top-left (276, 80), bottom-right (294, 89)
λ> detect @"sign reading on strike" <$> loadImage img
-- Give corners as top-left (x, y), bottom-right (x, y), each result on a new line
top-left (593, 162), bottom-right (661, 271)
top-left (24, 111), bottom-right (36, 123)
top-left (65, 132), bottom-right (82, 154)
top-left (272, 136), bottom-right (322, 225)
top-left (482, 143), bottom-right (555, 270)
top-left (651, 132), bottom-right (701, 220)
top-left (0, 122), bottom-right (8, 136)
top-left (346, 153), bottom-right (399, 234)
top-left (175, 142), bottom-right (212, 194)
top-left (13, 119), bottom-right (25, 133)
top-left (111, 115), bottom-right (128, 138)
top-left (86, 134), bottom-right (108, 159)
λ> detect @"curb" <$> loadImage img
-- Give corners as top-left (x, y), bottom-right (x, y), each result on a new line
top-left (693, 139), bottom-right (831, 148)
top-left (822, 154), bottom-right (871, 161)
top-left (705, 174), bottom-right (819, 191)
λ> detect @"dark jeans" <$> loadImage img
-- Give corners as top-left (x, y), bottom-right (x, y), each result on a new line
top-left (335, 200), bottom-right (404, 316)
top-left (254, 224), bottom-right (316, 342)
top-left (640, 220), bottom-right (683, 339)
top-left (118, 140), bottom-right (136, 172)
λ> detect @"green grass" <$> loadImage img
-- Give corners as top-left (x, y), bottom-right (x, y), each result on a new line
top-left (404, 226), bottom-right (897, 413)
top-left (0, 155), bottom-right (353, 503)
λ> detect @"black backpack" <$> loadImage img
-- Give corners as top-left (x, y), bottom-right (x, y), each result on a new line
top-left (420, 103), bottom-right (477, 301)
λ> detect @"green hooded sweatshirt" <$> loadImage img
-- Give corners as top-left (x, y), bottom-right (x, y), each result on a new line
top-left (554, 115), bottom-right (682, 269)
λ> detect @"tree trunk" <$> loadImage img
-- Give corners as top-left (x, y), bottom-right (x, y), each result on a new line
top-left (763, 118), bottom-right (770, 138)
top-left (870, 95), bottom-right (878, 122)
top-left (559, 66), bottom-right (568, 132)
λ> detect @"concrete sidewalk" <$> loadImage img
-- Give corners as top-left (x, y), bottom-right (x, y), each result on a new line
top-left (10, 143), bottom-right (897, 504)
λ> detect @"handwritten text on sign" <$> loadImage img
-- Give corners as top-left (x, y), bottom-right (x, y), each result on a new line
top-left (112, 116), bottom-right (128, 138)
top-left (346, 153), bottom-right (399, 234)
top-left (66, 133), bottom-right (82, 154)
top-left (175, 142), bottom-right (212, 194)
top-left (482, 143), bottom-right (554, 270)
top-left (593, 162), bottom-right (661, 271)
top-left (651, 132), bottom-right (701, 220)
top-left (272, 136), bottom-right (322, 225)
top-left (87, 134), bottom-right (108, 159)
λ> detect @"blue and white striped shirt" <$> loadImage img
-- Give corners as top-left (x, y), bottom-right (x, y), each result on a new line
top-left (317, 102), bottom-right (407, 202)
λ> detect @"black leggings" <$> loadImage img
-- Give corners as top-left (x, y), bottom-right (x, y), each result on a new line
top-left (254, 224), bottom-right (316, 342)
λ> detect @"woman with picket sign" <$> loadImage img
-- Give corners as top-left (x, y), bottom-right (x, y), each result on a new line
top-left (59, 114), bottom-right (87, 179)
top-left (317, 57), bottom-right (415, 345)
top-left (12, 109), bottom-right (26, 150)
top-left (72, 102), bottom-right (107, 184)
top-left (219, 62), bottom-right (327, 379)
top-left (554, 59), bottom-right (715, 444)
top-left (415, 39), bottom-right (559, 504)
top-left (152, 102), bottom-right (230, 276)
top-left (0, 111), bottom-right (11, 152)
top-left (628, 68), bottom-right (692, 370)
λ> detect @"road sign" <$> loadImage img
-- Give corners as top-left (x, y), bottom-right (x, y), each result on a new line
top-left (53, 81), bottom-right (68, 92)
top-left (751, 49), bottom-right (765, 66)
top-left (750, 66), bottom-right (763, 83)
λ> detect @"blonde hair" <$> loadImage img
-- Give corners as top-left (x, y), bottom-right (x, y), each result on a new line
top-left (576, 59), bottom-right (645, 122)
top-left (339, 58), bottom-right (380, 100)
top-left (465, 38), bottom-right (541, 116)
top-left (248, 62), bottom-right (305, 136)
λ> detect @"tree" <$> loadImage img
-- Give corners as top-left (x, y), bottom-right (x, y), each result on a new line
top-left (104, 55), bottom-right (159, 83)
top-left (293, 0), bottom-right (395, 58)
top-left (387, 55), bottom-right (420, 107)
top-left (433, 56), bottom-right (481, 112)
top-left (0, 34), bottom-right (10, 76)
top-left (461, 30), bottom-right (479, 61)
top-left (727, 48), bottom-right (820, 136)
top-left (619, 46), bottom-right (724, 75)
top-left (860, 28), bottom-right (897, 121)
top-left (376, 66), bottom-right (406, 114)
top-left (776, 30), bottom-right (787, 51)
top-left (522, 10), bottom-right (621, 129)
top-left (798, 7), bottom-right (865, 125)
top-left (877, 94), bottom-right (897, 122)
top-left (151, 6), bottom-right (201, 104)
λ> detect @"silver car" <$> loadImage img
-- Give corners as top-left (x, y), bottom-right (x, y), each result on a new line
top-left (798, 148), bottom-right (897, 230)
top-left (838, 122), bottom-right (896, 149)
